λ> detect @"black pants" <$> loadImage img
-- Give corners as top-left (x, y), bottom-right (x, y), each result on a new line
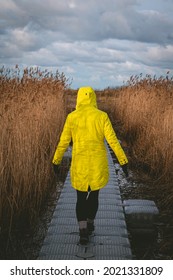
top-left (76, 189), bottom-right (99, 221)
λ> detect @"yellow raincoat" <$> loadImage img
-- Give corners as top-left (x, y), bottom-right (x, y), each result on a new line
top-left (52, 87), bottom-right (128, 191)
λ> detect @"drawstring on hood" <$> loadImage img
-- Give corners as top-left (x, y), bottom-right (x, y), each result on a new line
top-left (76, 86), bottom-right (97, 110)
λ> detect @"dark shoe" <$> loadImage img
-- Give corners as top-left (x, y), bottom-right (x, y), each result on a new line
top-left (87, 222), bottom-right (95, 235)
top-left (79, 228), bottom-right (89, 245)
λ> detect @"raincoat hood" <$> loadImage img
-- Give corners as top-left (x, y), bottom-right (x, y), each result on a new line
top-left (76, 86), bottom-right (97, 109)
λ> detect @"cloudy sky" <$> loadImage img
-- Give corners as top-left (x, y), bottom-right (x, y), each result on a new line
top-left (0, 0), bottom-right (173, 89)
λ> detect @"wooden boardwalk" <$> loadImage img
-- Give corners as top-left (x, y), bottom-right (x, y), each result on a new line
top-left (38, 143), bottom-right (133, 260)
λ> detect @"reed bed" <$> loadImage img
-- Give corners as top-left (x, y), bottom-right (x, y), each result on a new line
top-left (1, 66), bottom-right (173, 257)
top-left (108, 74), bottom-right (173, 207)
top-left (0, 66), bottom-right (67, 241)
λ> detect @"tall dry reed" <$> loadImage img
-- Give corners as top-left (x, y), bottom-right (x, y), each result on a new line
top-left (0, 66), bottom-right (68, 238)
top-left (110, 74), bottom-right (173, 206)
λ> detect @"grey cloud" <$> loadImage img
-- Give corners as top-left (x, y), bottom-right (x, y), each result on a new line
top-left (0, 0), bottom-right (173, 89)
top-left (140, 45), bottom-right (173, 69)
top-left (1, 0), bottom-right (173, 44)
top-left (0, 0), bottom-right (29, 29)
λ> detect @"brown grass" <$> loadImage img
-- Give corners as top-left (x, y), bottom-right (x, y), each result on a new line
top-left (103, 74), bottom-right (173, 208)
top-left (0, 66), bottom-right (67, 238)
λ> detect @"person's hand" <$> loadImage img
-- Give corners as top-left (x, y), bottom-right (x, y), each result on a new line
top-left (53, 164), bottom-right (60, 175)
top-left (121, 164), bottom-right (129, 177)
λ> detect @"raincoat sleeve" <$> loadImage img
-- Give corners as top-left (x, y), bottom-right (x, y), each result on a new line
top-left (52, 115), bottom-right (72, 165)
top-left (104, 114), bottom-right (128, 166)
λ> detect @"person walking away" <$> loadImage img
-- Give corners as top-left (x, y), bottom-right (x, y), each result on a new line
top-left (52, 86), bottom-right (128, 245)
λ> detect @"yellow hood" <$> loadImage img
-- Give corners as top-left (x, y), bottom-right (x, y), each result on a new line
top-left (76, 86), bottom-right (97, 109)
